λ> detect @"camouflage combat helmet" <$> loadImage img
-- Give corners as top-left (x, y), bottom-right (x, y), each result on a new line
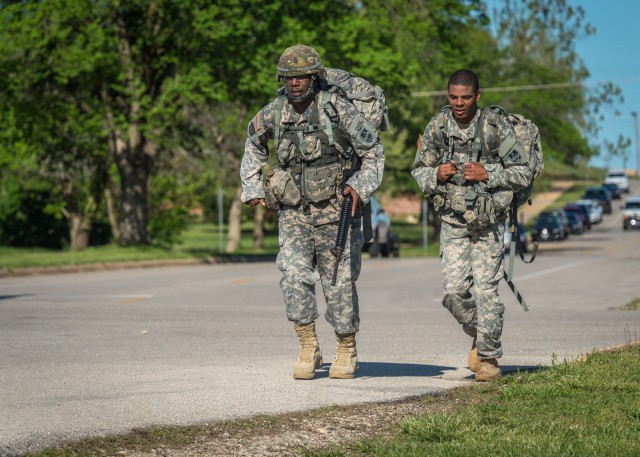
top-left (277, 44), bottom-right (325, 81)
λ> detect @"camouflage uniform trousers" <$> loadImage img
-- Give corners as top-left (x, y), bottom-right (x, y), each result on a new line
top-left (439, 216), bottom-right (506, 359)
top-left (276, 208), bottom-right (364, 335)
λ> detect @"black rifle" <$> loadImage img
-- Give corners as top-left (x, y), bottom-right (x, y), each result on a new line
top-left (331, 157), bottom-right (361, 286)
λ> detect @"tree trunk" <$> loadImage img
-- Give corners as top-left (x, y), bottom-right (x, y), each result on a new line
top-left (68, 213), bottom-right (92, 251)
top-left (253, 205), bottom-right (265, 249)
top-left (111, 125), bottom-right (155, 246)
top-left (104, 186), bottom-right (121, 243)
top-left (225, 188), bottom-right (243, 253)
top-left (116, 157), bottom-right (149, 245)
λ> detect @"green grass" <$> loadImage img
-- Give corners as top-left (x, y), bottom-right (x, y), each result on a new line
top-left (389, 219), bottom-right (440, 257)
top-left (623, 298), bottom-right (640, 311)
top-left (545, 181), bottom-right (602, 211)
top-left (0, 222), bottom-right (281, 270)
top-left (308, 345), bottom-right (640, 457)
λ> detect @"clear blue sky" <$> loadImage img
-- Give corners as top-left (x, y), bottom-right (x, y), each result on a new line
top-left (575, 0), bottom-right (640, 173)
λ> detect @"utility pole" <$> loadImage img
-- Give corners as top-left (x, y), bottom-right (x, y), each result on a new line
top-left (633, 111), bottom-right (639, 177)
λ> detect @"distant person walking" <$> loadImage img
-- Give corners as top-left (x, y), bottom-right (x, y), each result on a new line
top-left (411, 69), bottom-right (531, 381)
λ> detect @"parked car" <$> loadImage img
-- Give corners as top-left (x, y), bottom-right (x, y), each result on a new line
top-left (583, 187), bottom-right (612, 214)
top-left (563, 203), bottom-right (591, 230)
top-left (531, 212), bottom-right (566, 242)
top-left (604, 169), bottom-right (630, 193)
top-left (503, 222), bottom-right (529, 253)
top-left (575, 199), bottom-right (603, 224)
top-left (540, 208), bottom-right (569, 239)
top-left (622, 196), bottom-right (640, 230)
top-left (566, 210), bottom-right (584, 235)
top-left (602, 182), bottom-right (621, 200)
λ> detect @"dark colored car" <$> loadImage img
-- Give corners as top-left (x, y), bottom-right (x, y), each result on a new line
top-left (540, 209), bottom-right (569, 239)
top-left (566, 211), bottom-right (584, 234)
top-left (583, 187), bottom-right (612, 214)
top-left (531, 213), bottom-right (566, 242)
top-left (602, 182), bottom-right (621, 200)
top-left (563, 203), bottom-right (591, 230)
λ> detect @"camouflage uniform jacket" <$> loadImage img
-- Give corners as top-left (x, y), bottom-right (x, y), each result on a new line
top-left (411, 108), bottom-right (531, 226)
top-left (240, 90), bottom-right (384, 224)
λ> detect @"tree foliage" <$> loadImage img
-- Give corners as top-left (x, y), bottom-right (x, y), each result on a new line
top-left (0, 0), bottom-right (625, 250)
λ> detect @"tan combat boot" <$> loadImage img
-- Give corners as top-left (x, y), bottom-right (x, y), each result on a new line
top-left (293, 322), bottom-right (323, 380)
top-left (475, 358), bottom-right (501, 382)
top-left (329, 333), bottom-right (358, 379)
top-left (468, 338), bottom-right (481, 373)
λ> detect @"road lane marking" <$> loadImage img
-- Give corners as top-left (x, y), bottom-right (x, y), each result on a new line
top-left (513, 260), bottom-right (594, 282)
top-left (120, 297), bottom-right (148, 305)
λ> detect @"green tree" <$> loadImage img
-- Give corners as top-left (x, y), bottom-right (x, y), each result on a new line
top-left (484, 0), bottom-right (622, 165)
top-left (0, 0), bottom-right (227, 246)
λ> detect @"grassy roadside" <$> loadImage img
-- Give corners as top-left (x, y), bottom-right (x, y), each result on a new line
top-left (25, 344), bottom-right (640, 457)
top-left (309, 344), bottom-right (640, 457)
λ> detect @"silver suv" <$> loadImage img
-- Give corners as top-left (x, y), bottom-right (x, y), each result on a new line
top-left (604, 169), bottom-right (630, 193)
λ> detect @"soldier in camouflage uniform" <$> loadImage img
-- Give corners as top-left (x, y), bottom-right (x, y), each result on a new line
top-left (240, 45), bottom-right (384, 380)
top-left (411, 69), bottom-right (531, 382)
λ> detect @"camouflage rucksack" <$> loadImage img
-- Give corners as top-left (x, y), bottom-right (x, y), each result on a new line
top-left (483, 106), bottom-right (544, 209)
top-left (323, 68), bottom-right (390, 132)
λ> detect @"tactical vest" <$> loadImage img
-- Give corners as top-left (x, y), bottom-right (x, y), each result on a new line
top-left (432, 108), bottom-right (514, 224)
top-left (272, 90), bottom-right (354, 206)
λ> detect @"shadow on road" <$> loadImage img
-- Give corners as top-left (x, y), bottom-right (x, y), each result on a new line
top-left (312, 362), bottom-right (540, 379)
top-left (0, 294), bottom-right (31, 300)
top-left (314, 361), bottom-right (452, 378)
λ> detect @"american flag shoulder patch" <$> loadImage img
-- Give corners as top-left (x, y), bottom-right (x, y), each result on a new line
top-left (252, 114), bottom-right (261, 132)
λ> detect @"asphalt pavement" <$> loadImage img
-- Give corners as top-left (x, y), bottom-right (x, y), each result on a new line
top-left (1, 182), bottom-right (639, 456)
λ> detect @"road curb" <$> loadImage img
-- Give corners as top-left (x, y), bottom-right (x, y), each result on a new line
top-left (0, 255), bottom-right (277, 278)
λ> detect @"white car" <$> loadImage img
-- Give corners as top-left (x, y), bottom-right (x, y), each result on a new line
top-left (604, 169), bottom-right (630, 193)
top-left (622, 196), bottom-right (640, 230)
top-left (575, 199), bottom-right (603, 224)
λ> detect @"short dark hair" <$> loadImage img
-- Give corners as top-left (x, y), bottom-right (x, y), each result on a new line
top-left (448, 69), bottom-right (480, 93)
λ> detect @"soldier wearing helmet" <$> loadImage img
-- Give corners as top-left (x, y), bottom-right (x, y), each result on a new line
top-left (275, 44), bottom-right (326, 105)
top-left (240, 44), bottom-right (384, 380)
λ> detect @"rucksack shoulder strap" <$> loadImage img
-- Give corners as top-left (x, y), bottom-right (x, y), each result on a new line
top-left (434, 105), bottom-right (450, 146)
top-left (481, 105), bottom-right (509, 156)
top-left (319, 90), bottom-right (354, 157)
top-left (273, 94), bottom-right (287, 150)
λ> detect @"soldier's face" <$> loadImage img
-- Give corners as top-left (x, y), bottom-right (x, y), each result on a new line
top-left (448, 84), bottom-right (480, 124)
top-left (284, 75), bottom-right (312, 100)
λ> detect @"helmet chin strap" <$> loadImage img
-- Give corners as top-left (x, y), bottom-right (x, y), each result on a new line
top-left (286, 75), bottom-right (317, 103)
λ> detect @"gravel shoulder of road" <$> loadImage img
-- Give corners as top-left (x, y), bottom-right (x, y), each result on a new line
top-left (44, 386), bottom-right (490, 457)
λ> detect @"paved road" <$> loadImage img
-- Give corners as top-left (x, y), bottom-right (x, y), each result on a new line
top-left (2, 184), bottom-right (639, 456)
